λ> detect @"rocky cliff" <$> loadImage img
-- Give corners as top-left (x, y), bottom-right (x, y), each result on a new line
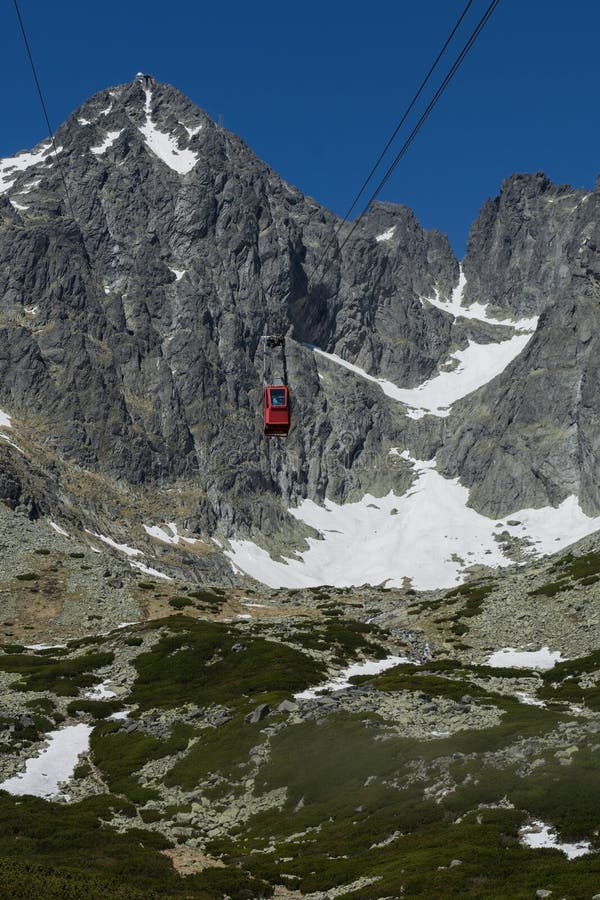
top-left (1, 76), bottom-right (600, 582)
top-left (0, 77), bottom-right (458, 556)
top-left (440, 173), bottom-right (600, 516)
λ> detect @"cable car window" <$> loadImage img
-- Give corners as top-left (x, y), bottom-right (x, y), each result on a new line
top-left (270, 388), bottom-right (287, 406)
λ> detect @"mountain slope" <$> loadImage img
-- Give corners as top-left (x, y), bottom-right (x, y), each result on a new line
top-left (1, 75), bottom-right (600, 589)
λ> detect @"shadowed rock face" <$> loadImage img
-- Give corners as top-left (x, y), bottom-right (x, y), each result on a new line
top-left (1, 75), bottom-right (600, 549)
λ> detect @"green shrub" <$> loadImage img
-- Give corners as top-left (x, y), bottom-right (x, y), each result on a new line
top-left (66, 699), bottom-right (123, 719)
top-left (528, 580), bottom-right (571, 597)
top-left (168, 597), bottom-right (193, 609)
top-left (90, 720), bottom-right (193, 801)
top-left (552, 550), bottom-right (600, 580)
top-left (0, 651), bottom-right (114, 695)
top-left (129, 618), bottom-right (325, 710)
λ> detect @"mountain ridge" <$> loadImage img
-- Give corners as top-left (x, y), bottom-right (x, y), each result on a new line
top-left (1, 75), bottom-right (600, 589)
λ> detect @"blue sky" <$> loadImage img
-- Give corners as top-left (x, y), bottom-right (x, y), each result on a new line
top-left (1, 0), bottom-right (599, 256)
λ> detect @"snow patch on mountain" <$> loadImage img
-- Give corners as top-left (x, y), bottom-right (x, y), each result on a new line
top-left (143, 522), bottom-right (197, 545)
top-left (130, 560), bottom-right (173, 580)
top-left (486, 647), bottom-right (565, 669)
top-left (85, 681), bottom-right (117, 700)
top-left (85, 530), bottom-right (143, 557)
top-left (0, 723), bottom-right (92, 799)
top-left (520, 820), bottom-right (594, 859)
top-left (91, 130), bottom-right (123, 155)
top-left (425, 269), bottom-right (539, 331)
top-left (376, 226), bottom-right (396, 242)
top-left (139, 88), bottom-right (198, 174)
top-left (49, 521), bottom-right (69, 537)
top-left (295, 655), bottom-right (410, 699)
top-left (226, 455), bottom-right (600, 590)
top-left (0, 144), bottom-right (57, 194)
top-left (0, 411), bottom-right (24, 452)
top-left (310, 328), bottom-right (534, 419)
top-left (183, 123), bottom-right (203, 138)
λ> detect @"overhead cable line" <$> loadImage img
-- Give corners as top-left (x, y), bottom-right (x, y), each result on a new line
top-left (307, 0), bottom-right (501, 290)
top-left (12, 0), bottom-right (80, 226)
top-left (338, 0), bottom-right (475, 229)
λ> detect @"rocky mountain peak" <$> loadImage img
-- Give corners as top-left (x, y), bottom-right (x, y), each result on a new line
top-left (63, 74), bottom-right (215, 152)
top-left (463, 169), bottom-right (599, 316)
top-left (1, 77), bottom-right (600, 587)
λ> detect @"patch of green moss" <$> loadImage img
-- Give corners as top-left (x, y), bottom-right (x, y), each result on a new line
top-left (165, 716), bottom-right (267, 789)
top-left (537, 650), bottom-right (600, 709)
top-left (552, 550), bottom-right (600, 580)
top-left (291, 618), bottom-right (384, 662)
top-left (0, 651), bottom-right (114, 696)
top-left (124, 636), bottom-right (143, 647)
top-left (188, 589), bottom-right (225, 604)
top-left (215, 695), bottom-right (596, 898)
top-left (353, 668), bottom-right (488, 703)
top-left (66, 699), bottom-right (124, 719)
top-left (139, 808), bottom-right (162, 824)
top-left (65, 635), bottom-right (103, 650)
top-left (25, 697), bottom-right (57, 717)
top-left (90, 720), bottom-right (194, 802)
top-left (0, 792), bottom-right (231, 897)
top-left (129, 617), bottom-right (325, 710)
top-left (168, 597), bottom-right (193, 610)
top-left (528, 580), bottom-right (571, 597)
top-left (73, 761), bottom-right (92, 780)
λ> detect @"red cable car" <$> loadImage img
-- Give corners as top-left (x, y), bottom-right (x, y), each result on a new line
top-left (263, 385), bottom-right (290, 436)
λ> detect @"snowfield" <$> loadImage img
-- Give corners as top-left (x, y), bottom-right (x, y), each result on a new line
top-left (139, 88), bottom-right (198, 174)
top-left (310, 336), bottom-right (534, 419)
top-left (0, 724), bottom-right (92, 799)
top-left (423, 268), bottom-right (539, 331)
top-left (226, 455), bottom-right (600, 590)
top-left (226, 276), bottom-right (600, 591)
top-left (486, 647), bottom-right (566, 669)
top-left (295, 655), bottom-right (411, 700)
top-left (90, 129), bottom-right (123, 155)
top-left (0, 144), bottom-right (57, 195)
top-left (308, 268), bottom-right (538, 419)
top-left (520, 820), bottom-right (594, 859)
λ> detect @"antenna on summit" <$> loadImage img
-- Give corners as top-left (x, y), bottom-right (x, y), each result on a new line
top-left (136, 72), bottom-right (153, 88)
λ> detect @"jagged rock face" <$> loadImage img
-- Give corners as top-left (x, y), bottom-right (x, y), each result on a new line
top-left (463, 172), bottom-right (600, 316)
top-left (439, 293), bottom-right (600, 516)
top-left (0, 77), bottom-right (457, 537)
top-left (439, 176), bottom-right (600, 516)
top-left (290, 203), bottom-right (458, 386)
top-left (2, 75), bottom-right (600, 545)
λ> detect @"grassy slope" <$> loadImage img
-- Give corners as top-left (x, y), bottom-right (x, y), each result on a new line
top-left (0, 569), bottom-right (597, 898)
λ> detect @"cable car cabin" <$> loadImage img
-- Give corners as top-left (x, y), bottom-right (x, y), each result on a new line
top-left (263, 385), bottom-right (290, 436)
